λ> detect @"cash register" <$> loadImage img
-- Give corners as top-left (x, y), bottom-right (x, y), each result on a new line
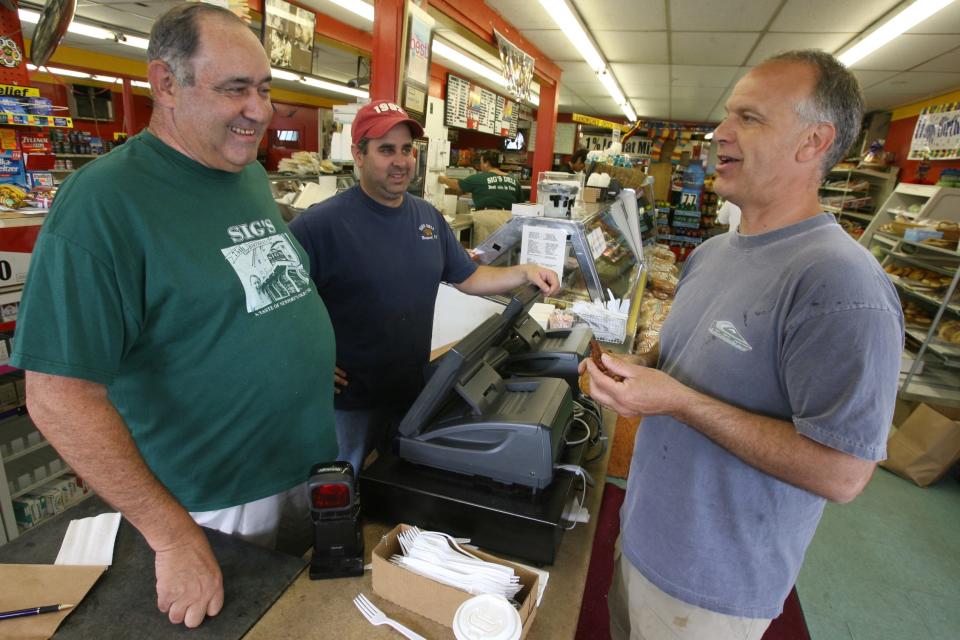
top-left (498, 285), bottom-right (593, 394)
top-left (359, 289), bottom-right (590, 564)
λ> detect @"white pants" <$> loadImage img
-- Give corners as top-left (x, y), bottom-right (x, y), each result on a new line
top-left (190, 483), bottom-right (310, 550)
top-left (609, 543), bottom-right (772, 640)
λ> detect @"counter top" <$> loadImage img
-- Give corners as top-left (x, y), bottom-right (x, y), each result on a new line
top-left (244, 412), bottom-right (616, 640)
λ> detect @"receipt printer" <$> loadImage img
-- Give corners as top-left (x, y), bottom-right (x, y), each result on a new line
top-left (308, 462), bottom-right (364, 579)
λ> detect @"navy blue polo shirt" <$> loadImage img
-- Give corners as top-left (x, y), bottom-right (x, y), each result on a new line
top-left (290, 185), bottom-right (477, 409)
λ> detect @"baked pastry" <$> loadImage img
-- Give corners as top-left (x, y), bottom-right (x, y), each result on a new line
top-left (589, 339), bottom-right (624, 382)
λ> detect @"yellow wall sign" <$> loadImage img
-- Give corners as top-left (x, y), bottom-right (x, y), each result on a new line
top-left (572, 113), bottom-right (631, 132)
top-left (0, 84), bottom-right (40, 98)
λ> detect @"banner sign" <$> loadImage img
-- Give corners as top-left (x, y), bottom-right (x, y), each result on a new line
top-left (909, 101), bottom-right (960, 160)
top-left (572, 113), bottom-right (631, 132)
top-left (494, 29), bottom-right (534, 103)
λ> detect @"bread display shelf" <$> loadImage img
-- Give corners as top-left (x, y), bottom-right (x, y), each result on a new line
top-left (905, 327), bottom-right (960, 367)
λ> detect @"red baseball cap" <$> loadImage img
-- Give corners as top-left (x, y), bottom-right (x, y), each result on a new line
top-left (351, 100), bottom-right (424, 145)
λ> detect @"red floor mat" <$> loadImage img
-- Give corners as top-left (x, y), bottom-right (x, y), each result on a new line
top-left (574, 484), bottom-right (810, 640)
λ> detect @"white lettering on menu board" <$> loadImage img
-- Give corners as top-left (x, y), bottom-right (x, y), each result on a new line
top-left (519, 225), bottom-right (567, 283)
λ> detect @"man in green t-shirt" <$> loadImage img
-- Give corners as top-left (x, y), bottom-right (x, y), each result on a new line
top-left (439, 149), bottom-right (523, 210)
top-left (10, 5), bottom-right (336, 629)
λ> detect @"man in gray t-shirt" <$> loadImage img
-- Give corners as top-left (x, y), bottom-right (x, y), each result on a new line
top-left (583, 51), bottom-right (904, 640)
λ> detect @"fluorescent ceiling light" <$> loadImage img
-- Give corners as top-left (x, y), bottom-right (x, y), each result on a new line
top-left (271, 68), bottom-right (302, 82)
top-left (326, 0), bottom-right (374, 22)
top-left (300, 76), bottom-right (369, 98)
top-left (130, 80), bottom-right (150, 89)
top-left (66, 21), bottom-right (114, 40)
top-left (18, 9), bottom-right (39, 24)
top-left (537, 0), bottom-right (603, 72)
top-left (32, 65), bottom-right (90, 78)
top-left (539, 0), bottom-right (634, 121)
top-left (433, 40), bottom-right (506, 88)
top-left (91, 74), bottom-right (119, 83)
top-left (20, 7), bottom-right (149, 50)
top-left (116, 34), bottom-right (149, 50)
top-left (837, 0), bottom-right (955, 66)
top-left (598, 70), bottom-right (625, 107)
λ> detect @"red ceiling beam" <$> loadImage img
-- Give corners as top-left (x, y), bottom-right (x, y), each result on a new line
top-left (314, 13), bottom-right (373, 53)
top-left (427, 0), bottom-right (562, 87)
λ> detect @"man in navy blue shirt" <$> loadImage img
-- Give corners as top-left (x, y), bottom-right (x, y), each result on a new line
top-left (291, 100), bottom-right (559, 475)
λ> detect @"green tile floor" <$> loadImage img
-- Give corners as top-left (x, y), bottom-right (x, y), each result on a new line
top-left (797, 468), bottom-right (960, 640)
top-left (603, 469), bottom-right (960, 639)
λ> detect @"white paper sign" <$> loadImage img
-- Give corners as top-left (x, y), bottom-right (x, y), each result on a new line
top-left (520, 225), bottom-right (567, 283)
top-left (587, 227), bottom-right (606, 259)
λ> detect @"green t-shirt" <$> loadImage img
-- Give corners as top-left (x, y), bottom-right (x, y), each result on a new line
top-left (458, 171), bottom-right (523, 210)
top-left (11, 131), bottom-right (337, 511)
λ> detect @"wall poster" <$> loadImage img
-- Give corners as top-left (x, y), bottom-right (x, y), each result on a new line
top-left (909, 101), bottom-right (960, 160)
top-left (263, 0), bottom-right (316, 74)
top-left (400, 2), bottom-right (434, 125)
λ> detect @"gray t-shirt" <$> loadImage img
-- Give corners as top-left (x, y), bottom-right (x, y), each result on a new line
top-left (621, 213), bottom-right (903, 618)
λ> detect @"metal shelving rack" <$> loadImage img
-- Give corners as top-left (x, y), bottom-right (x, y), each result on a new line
top-left (861, 184), bottom-right (960, 407)
top-left (818, 165), bottom-right (899, 236)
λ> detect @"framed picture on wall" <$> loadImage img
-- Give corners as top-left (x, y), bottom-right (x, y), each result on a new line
top-left (262, 0), bottom-right (315, 74)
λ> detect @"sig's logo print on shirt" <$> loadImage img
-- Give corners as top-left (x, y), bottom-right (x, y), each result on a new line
top-left (222, 219), bottom-right (311, 315)
top-left (709, 320), bottom-right (753, 352)
top-left (419, 223), bottom-right (437, 240)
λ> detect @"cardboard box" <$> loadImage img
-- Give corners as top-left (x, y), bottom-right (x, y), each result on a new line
top-left (582, 186), bottom-right (605, 203)
top-left (372, 524), bottom-right (539, 637)
top-left (881, 403), bottom-right (960, 486)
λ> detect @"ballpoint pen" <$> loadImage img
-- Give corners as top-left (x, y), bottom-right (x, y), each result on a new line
top-left (0, 604), bottom-right (74, 621)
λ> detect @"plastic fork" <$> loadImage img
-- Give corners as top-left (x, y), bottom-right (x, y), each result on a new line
top-left (353, 593), bottom-right (426, 640)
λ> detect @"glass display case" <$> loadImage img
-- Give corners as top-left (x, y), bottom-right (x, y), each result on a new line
top-left (472, 197), bottom-right (649, 344)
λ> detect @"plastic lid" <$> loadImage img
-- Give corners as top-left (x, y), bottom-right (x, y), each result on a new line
top-left (452, 594), bottom-right (522, 640)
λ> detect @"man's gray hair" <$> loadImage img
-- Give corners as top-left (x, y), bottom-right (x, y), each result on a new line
top-left (147, 3), bottom-right (246, 86)
top-left (767, 49), bottom-right (864, 173)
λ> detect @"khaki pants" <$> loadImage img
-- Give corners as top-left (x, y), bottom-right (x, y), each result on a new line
top-left (608, 540), bottom-right (772, 640)
top-left (472, 209), bottom-right (513, 245)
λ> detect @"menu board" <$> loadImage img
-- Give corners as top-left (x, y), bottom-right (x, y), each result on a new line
top-left (444, 73), bottom-right (518, 138)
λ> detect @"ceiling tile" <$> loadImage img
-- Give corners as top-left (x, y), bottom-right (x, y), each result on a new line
top-left (597, 31), bottom-right (669, 64)
top-left (850, 34), bottom-right (960, 71)
top-left (671, 86), bottom-right (726, 102)
top-left (671, 33), bottom-right (760, 66)
top-left (562, 80), bottom-right (606, 94)
top-left (485, 0), bottom-right (558, 30)
top-left (622, 85), bottom-right (670, 99)
top-left (707, 106), bottom-right (727, 122)
top-left (630, 99), bottom-right (672, 120)
top-left (576, 0), bottom-right (667, 31)
top-left (670, 0), bottom-right (781, 31)
top-left (851, 69), bottom-right (902, 88)
top-left (915, 48), bottom-right (960, 72)
top-left (519, 30), bottom-right (580, 63)
top-left (669, 65), bottom-right (740, 88)
top-left (609, 63), bottom-right (671, 86)
top-left (558, 61), bottom-right (601, 82)
top-left (869, 72), bottom-right (960, 96)
top-left (908, 0), bottom-right (960, 34)
top-left (770, 0), bottom-right (901, 32)
top-left (862, 90), bottom-right (930, 111)
top-left (671, 104), bottom-right (714, 123)
top-left (746, 32), bottom-right (857, 65)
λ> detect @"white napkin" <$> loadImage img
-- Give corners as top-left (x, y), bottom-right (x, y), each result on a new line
top-left (55, 512), bottom-right (122, 566)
